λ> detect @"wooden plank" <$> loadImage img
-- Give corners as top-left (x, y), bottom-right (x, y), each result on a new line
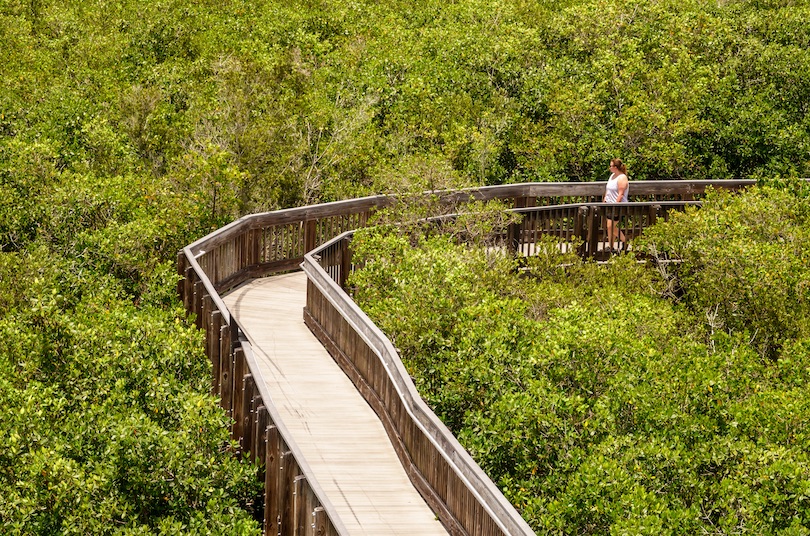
top-left (241, 374), bottom-right (255, 456)
top-left (209, 310), bottom-right (222, 396)
top-left (313, 507), bottom-right (333, 536)
top-left (266, 426), bottom-right (281, 536)
top-left (232, 347), bottom-right (246, 444)
top-left (281, 451), bottom-right (299, 535)
top-left (219, 325), bottom-right (233, 415)
top-left (294, 475), bottom-right (312, 536)
top-left (255, 405), bottom-right (269, 478)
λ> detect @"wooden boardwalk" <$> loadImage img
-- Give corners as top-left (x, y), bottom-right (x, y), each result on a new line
top-left (223, 272), bottom-right (448, 536)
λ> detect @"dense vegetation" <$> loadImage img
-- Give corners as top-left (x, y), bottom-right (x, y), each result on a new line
top-left (2, 0), bottom-right (809, 532)
top-left (349, 181), bottom-right (810, 534)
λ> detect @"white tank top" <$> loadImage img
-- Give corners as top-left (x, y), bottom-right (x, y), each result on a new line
top-left (605, 173), bottom-right (628, 203)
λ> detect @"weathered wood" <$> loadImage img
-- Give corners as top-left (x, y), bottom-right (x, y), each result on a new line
top-left (250, 388), bottom-right (261, 457)
top-left (219, 325), bottom-right (233, 415)
top-left (303, 307), bottom-right (467, 535)
top-left (232, 348), bottom-right (246, 444)
top-left (338, 239), bottom-right (351, 290)
top-left (313, 507), bottom-right (331, 536)
top-left (294, 475), bottom-right (311, 536)
top-left (210, 311), bottom-right (222, 396)
top-left (193, 280), bottom-right (204, 329)
top-left (241, 373), bottom-right (255, 456)
top-left (266, 426), bottom-right (282, 536)
top-left (255, 405), bottom-right (269, 478)
top-left (281, 451), bottom-right (299, 536)
top-left (183, 265), bottom-right (194, 311)
top-left (586, 206), bottom-right (599, 258)
top-left (305, 219), bottom-right (317, 253)
top-left (302, 257), bottom-right (536, 536)
top-left (227, 275), bottom-right (444, 535)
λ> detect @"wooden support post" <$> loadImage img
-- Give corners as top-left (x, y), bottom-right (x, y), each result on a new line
top-left (587, 206), bottom-right (600, 259)
top-left (248, 386), bottom-right (260, 458)
top-left (202, 293), bottom-right (212, 351)
top-left (193, 280), bottom-right (204, 329)
top-left (265, 428), bottom-right (282, 536)
top-left (232, 348), bottom-right (246, 445)
top-left (339, 238), bottom-right (351, 290)
top-left (210, 311), bottom-right (222, 396)
top-left (241, 374), bottom-right (255, 455)
top-left (281, 451), bottom-right (297, 536)
top-left (255, 405), bottom-right (269, 477)
top-left (219, 325), bottom-right (233, 414)
top-left (176, 251), bottom-right (186, 305)
top-left (304, 219), bottom-right (317, 253)
top-left (313, 507), bottom-right (332, 536)
top-left (575, 206), bottom-right (588, 258)
top-left (183, 266), bottom-right (194, 312)
top-left (294, 476), bottom-right (312, 536)
top-left (649, 204), bottom-right (660, 227)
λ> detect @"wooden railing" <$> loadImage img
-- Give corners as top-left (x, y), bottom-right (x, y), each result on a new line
top-left (303, 236), bottom-right (536, 535)
top-left (177, 180), bottom-right (753, 536)
top-left (507, 201), bottom-right (701, 259)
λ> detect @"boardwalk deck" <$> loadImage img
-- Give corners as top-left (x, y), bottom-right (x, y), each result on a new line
top-left (223, 272), bottom-right (448, 536)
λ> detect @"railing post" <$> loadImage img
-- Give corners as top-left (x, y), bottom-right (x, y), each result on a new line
top-left (649, 204), bottom-right (660, 227)
top-left (255, 405), bottom-right (269, 476)
top-left (506, 220), bottom-right (520, 254)
top-left (210, 310), bottom-right (223, 396)
top-left (339, 237), bottom-right (351, 290)
top-left (219, 324), bottom-right (233, 415)
top-left (193, 280), bottom-right (204, 329)
top-left (313, 507), bottom-right (330, 536)
top-left (265, 427), bottom-right (282, 536)
top-left (241, 374), bottom-right (255, 456)
top-left (281, 451), bottom-right (298, 535)
top-left (232, 348), bottom-right (247, 445)
top-left (587, 206), bottom-right (600, 259)
top-left (305, 219), bottom-right (317, 254)
top-left (575, 206), bottom-right (588, 258)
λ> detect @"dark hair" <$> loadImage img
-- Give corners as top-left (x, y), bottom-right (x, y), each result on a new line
top-left (610, 158), bottom-right (627, 174)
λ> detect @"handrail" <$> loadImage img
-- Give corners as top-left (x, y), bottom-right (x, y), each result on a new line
top-left (303, 234), bottom-right (537, 535)
top-left (299, 198), bottom-right (704, 535)
top-left (177, 248), bottom-right (348, 535)
top-left (178, 179), bottom-right (755, 535)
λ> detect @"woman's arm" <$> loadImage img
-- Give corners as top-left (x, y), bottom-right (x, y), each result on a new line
top-left (615, 174), bottom-right (628, 202)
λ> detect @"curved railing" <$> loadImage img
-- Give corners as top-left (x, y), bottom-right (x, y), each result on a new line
top-left (303, 235), bottom-right (534, 535)
top-left (177, 180), bottom-right (753, 535)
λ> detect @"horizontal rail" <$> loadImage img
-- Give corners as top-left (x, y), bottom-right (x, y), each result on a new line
top-left (184, 180), bottom-right (753, 294)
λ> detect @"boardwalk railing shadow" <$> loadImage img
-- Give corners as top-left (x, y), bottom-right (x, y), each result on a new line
top-left (177, 180), bottom-right (752, 535)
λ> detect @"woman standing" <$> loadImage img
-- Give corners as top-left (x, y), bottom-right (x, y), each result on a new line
top-left (603, 158), bottom-right (629, 252)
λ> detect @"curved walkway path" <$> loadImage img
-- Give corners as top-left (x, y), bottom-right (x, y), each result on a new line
top-left (223, 272), bottom-right (448, 535)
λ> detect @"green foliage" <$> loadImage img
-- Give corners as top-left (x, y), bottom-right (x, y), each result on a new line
top-left (639, 179), bottom-right (810, 358)
top-left (0, 249), bottom-right (262, 535)
top-left (2, 0), bottom-right (810, 531)
top-left (350, 186), bottom-right (810, 533)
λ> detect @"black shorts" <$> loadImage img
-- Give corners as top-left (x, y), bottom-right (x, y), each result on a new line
top-left (606, 213), bottom-right (620, 222)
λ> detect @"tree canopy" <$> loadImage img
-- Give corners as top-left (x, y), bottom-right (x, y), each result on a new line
top-left (1, 0), bottom-right (809, 532)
